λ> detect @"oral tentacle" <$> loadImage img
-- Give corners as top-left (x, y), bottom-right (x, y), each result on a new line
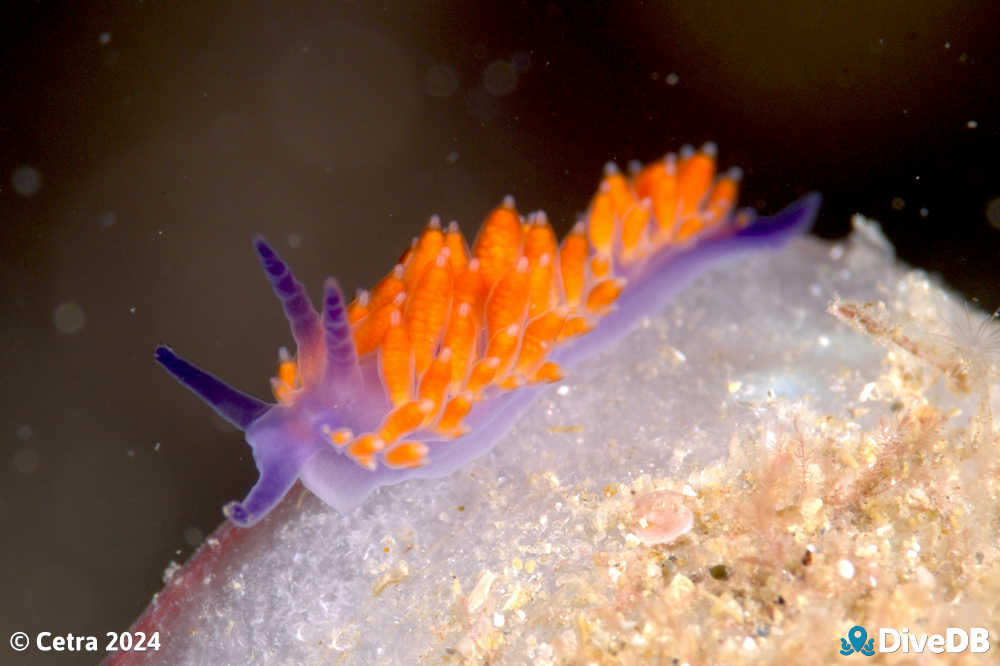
top-left (154, 345), bottom-right (270, 430)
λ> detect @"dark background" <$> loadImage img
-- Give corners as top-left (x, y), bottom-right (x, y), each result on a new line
top-left (2, 1), bottom-right (997, 662)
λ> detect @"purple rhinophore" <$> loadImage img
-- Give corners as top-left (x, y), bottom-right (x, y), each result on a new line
top-left (321, 278), bottom-right (360, 384)
top-left (252, 235), bottom-right (324, 380)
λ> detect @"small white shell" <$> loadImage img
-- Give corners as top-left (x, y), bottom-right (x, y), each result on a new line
top-left (630, 490), bottom-right (693, 546)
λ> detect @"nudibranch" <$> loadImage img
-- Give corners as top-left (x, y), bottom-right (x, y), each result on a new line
top-left (156, 144), bottom-right (820, 526)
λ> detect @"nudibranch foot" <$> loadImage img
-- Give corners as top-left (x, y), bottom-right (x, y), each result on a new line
top-left (221, 452), bottom-right (301, 528)
top-left (155, 145), bottom-right (822, 525)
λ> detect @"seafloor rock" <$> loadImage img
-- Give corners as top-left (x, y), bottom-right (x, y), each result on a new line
top-left (110, 218), bottom-right (999, 665)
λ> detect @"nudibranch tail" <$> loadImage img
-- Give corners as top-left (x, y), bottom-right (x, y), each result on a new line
top-left (732, 191), bottom-right (821, 243)
top-left (153, 346), bottom-right (269, 430)
top-left (156, 143), bottom-right (822, 525)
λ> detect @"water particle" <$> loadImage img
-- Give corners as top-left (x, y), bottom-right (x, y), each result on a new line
top-left (129, 306), bottom-right (136, 314)
top-left (445, 151), bottom-right (459, 164)
top-left (99, 32), bottom-right (111, 45)
top-left (511, 51), bottom-right (531, 72)
top-left (919, 207), bottom-right (929, 218)
top-left (16, 424), bottom-right (33, 440)
top-left (665, 72), bottom-right (680, 85)
top-left (99, 211), bottom-right (116, 228)
top-left (483, 59), bottom-right (518, 96)
top-left (11, 165), bottom-right (42, 196)
top-left (557, 385), bottom-right (570, 396)
top-left (154, 441), bottom-right (161, 451)
top-left (53, 301), bottom-right (86, 334)
top-left (184, 526), bottom-right (205, 547)
top-left (12, 448), bottom-right (40, 475)
top-left (288, 233), bottom-right (302, 249)
top-left (891, 197), bottom-right (905, 211)
top-left (966, 120), bottom-right (978, 129)
top-left (985, 197), bottom-right (1000, 229)
top-left (127, 449), bottom-right (136, 458)
top-left (425, 64), bottom-right (458, 98)
top-left (837, 559), bottom-right (856, 579)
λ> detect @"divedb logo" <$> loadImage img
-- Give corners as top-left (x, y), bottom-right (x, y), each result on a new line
top-left (840, 625), bottom-right (991, 656)
top-left (839, 626), bottom-right (875, 656)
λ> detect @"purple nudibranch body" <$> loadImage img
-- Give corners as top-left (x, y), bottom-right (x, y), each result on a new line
top-left (156, 145), bottom-right (821, 526)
